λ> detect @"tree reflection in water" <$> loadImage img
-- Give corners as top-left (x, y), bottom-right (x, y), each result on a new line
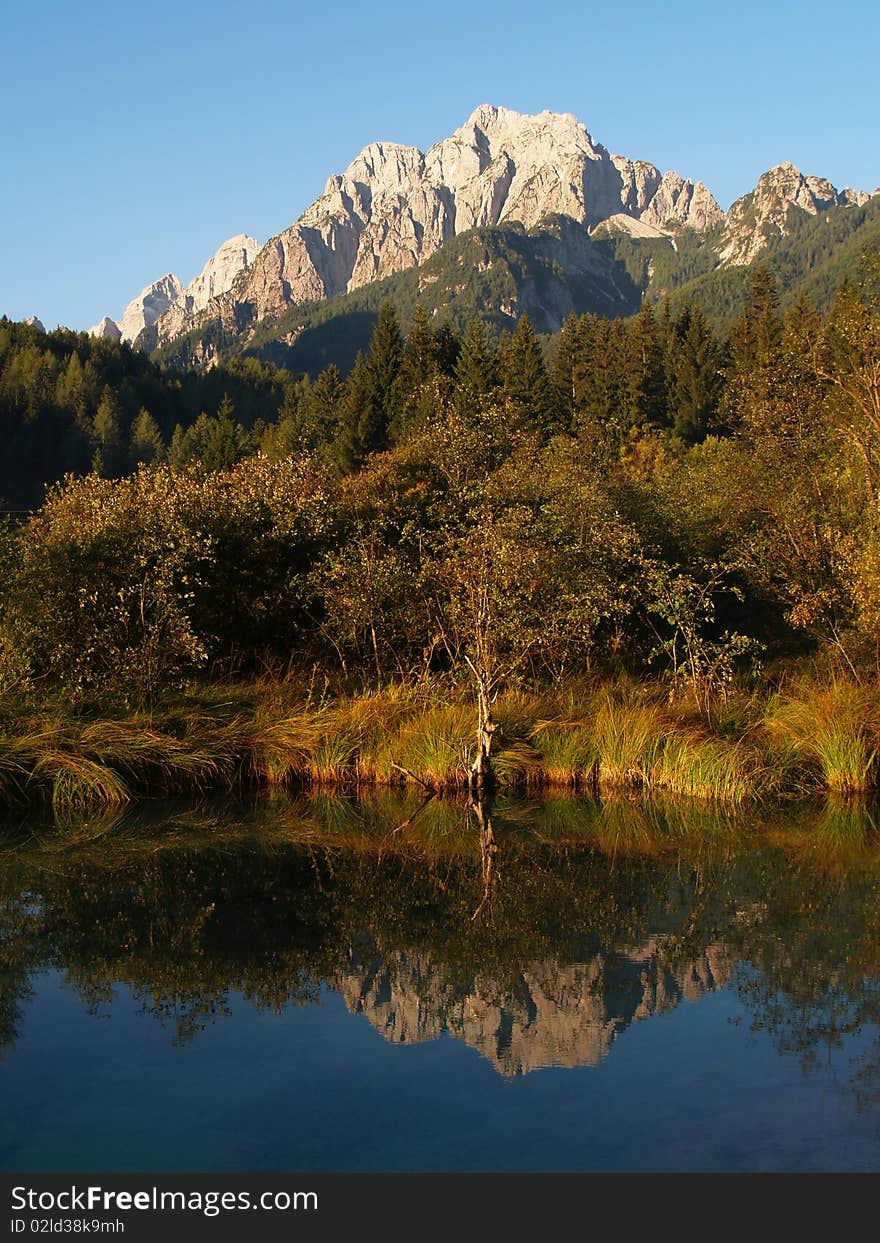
top-left (2, 791), bottom-right (880, 1094)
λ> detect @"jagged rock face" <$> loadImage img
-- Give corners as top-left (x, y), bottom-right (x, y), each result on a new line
top-left (719, 161), bottom-right (859, 266)
top-left (150, 105), bottom-right (722, 347)
top-left (23, 315), bottom-right (45, 332)
top-left (118, 273), bottom-right (184, 343)
top-left (338, 937), bottom-right (732, 1076)
top-left (88, 315), bottom-right (122, 341)
top-left (146, 234), bottom-right (261, 345)
top-left (185, 233), bottom-right (261, 313)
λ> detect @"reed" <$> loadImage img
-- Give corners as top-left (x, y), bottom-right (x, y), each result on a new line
top-left (649, 731), bottom-right (763, 802)
top-left (529, 723), bottom-right (597, 786)
top-left (2, 673), bottom-right (880, 812)
top-left (591, 695), bottom-right (669, 788)
top-left (763, 684), bottom-right (880, 795)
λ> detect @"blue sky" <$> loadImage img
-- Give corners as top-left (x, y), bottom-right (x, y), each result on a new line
top-left (2, 0), bottom-right (877, 330)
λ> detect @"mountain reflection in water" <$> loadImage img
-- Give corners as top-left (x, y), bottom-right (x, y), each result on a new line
top-left (2, 790), bottom-right (880, 1171)
top-left (340, 939), bottom-right (733, 1075)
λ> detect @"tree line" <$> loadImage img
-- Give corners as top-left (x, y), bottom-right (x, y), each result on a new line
top-left (2, 255), bottom-right (880, 705)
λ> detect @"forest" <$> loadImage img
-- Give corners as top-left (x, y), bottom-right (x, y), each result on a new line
top-left (2, 253), bottom-right (880, 808)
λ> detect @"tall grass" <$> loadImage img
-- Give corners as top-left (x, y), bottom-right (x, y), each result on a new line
top-left (2, 674), bottom-right (880, 811)
top-left (763, 683), bottom-right (880, 795)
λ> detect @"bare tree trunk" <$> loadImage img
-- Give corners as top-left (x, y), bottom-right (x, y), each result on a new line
top-left (470, 667), bottom-right (497, 792)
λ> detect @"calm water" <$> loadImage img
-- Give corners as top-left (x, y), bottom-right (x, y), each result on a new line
top-left (2, 792), bottom-right (880, 1172)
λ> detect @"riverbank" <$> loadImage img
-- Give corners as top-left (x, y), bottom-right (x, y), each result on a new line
top-left (2, 674), bottom-right (879, 811)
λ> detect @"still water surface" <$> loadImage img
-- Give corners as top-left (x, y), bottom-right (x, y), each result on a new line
top-left (2, 792), bottom-right (880, 1171)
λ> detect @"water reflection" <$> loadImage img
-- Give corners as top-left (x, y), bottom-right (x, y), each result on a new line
top-left (2, 791), bottom-right (880, 1096)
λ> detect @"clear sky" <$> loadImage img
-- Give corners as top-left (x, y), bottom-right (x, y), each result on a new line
top-left (2, 0), bottom-right (877, 331)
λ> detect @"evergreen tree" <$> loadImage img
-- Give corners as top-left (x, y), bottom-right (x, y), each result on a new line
top-left (573, 316), bottom-right (627, 447)
top-left (455, 318), bottom-right (497, 418)
top-left (729, 267), bottom-right (784, 372)
top-left (130, 407), bottom-right (165, 466)
top-left (550, 313), bottom-right (582, 432)
top-left (336, 304), bottom-right (405, 469)
top-left (169, 424), bottom-right (188, 468)
top-left (667, 305), bottom-right (723, 444)
top-left (391, 304), bottom-right (451, 443)
top-left (723, 268), bottom-right (785, 430)
top-left (92, 386), bottom-right (126, 476)
top-left (201, 394), bottom-right (245, 471)
top-left (334, 354), bottom-right (375, 473)
top-left (364, 300), bottom-right (404, 449)
top-left (623, 303), bottom-right (667, 435)
top-left (302, 364), bottom-right (344, 449)
top-left (501, 314), bottom-right (557, 432)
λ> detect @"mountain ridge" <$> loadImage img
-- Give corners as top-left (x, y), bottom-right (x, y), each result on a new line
top-left (84, 105), bottom-right (875, 368)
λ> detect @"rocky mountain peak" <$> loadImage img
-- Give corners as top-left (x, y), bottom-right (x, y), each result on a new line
top-left (93, 234), bottom-right (259, 346)
top-left (718, 160), bottom-right (866, 265)
top-left (116, 273), bottom-right (184, 343)
top-left (182, 233), bottom-right (261, 315)
top-left (88, 315), bottom-right (122, 341)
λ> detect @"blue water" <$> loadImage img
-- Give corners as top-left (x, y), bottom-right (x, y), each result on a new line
top-left (1, 971), bottom-right (877, 1172)
top-left (2, 796), bottom-right (880, 1171)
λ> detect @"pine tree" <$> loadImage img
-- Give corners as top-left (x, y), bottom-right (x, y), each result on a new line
top-left (667, 305), bottom-right (723, 444)
top-left (130, 407), bottom-right (165, 465)
top-left (335, 304), bottom-right (405, 468)
top-left (92, 386), bottom-right (126, 476)
top-left (334, 354), bottom-right (374, 473)
top-left (550, 313), bottom-right (582, 431)
top-left (364, 300), bottom-right (404, 449)
top-left (723, 268), bottom-right (785, 430)
top-left (623, 303), bottom-right (667, 435)
top-left (202, 393), bottom-right (244, 471)
top-left (455, 318), bottom-right (497, 418)
top-left (169, 424), bottom-right (188, 468)
top-left (303, 364), bottom-right (344, 449)
top-left (573, 316), bottom-right (627, 447)
top-left (501, 314), bottom-right (557, 432)
top-left (391, 304), bottom-right (447, 443)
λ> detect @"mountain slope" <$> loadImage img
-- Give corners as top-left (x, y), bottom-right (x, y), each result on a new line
top-left (155, 215), bottom-right (645, 374)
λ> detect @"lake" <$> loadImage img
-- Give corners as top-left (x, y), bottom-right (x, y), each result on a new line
top-left (1, 791), bottom-right (879, 1171)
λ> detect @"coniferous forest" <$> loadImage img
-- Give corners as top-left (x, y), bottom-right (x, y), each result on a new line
top-left (3, 255), bottom-right (880, 807)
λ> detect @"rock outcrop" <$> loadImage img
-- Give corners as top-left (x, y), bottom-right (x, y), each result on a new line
top-left (23, 315), bottom-right (45, 332)
top-left (94, 234), bottom-right (260, 346)
top-left (117, 274), bottom-right (184, 343)
top-left (88, 315), bottom-right (122, 341)
top-left (718, 161), bottom-right (865, 266)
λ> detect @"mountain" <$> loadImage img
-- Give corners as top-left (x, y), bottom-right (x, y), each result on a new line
top-left (717, 161), bottom-right (870, 267)
top-left (91, 234), bottom-right (260, 344)
top-left (138, 105), bottom-right (720, 356)
top-left (157, 214), bottom-right (648, 375)
top-left (96, 105), bottom-right (875, 373)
